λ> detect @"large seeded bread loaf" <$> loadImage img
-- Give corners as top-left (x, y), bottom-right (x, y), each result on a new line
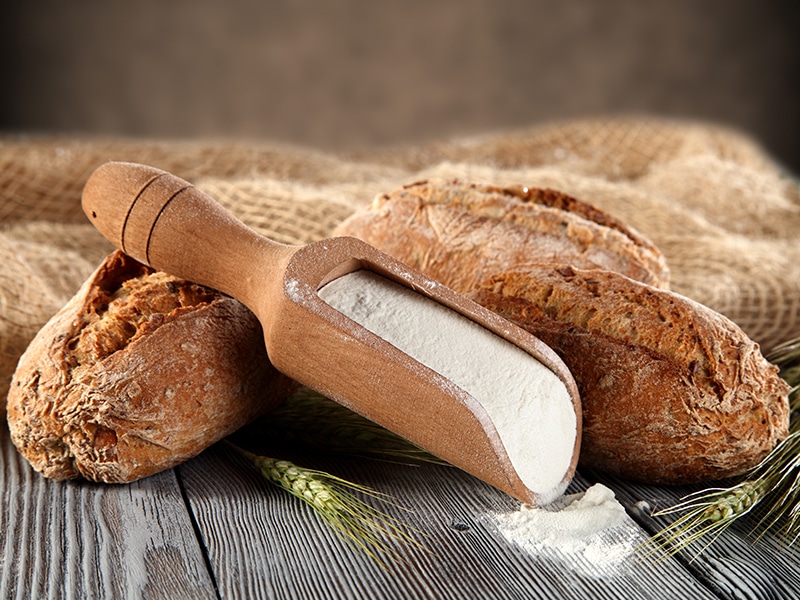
top-left (471, 265), bottom-right (790, 484)
top-left (335, 181), bottom-right (790, 484)
top-left (7, 251), bottom-right (296, 483)
top-left (334, 179), bottom-right (670, 291)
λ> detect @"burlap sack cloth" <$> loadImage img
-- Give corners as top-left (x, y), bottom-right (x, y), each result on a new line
top-left (2, 117), bottom-right (799, 414)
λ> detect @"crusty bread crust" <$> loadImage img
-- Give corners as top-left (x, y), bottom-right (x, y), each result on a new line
top-left (334, 179), bottom-right (670, 291)
top-left (7, 251), bottom-right (295, 483)
top-left (471, 265), bottom-right (790, 484)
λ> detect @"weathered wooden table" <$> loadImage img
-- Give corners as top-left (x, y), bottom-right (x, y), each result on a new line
top-left (2, 416), bottom-right (798, 600)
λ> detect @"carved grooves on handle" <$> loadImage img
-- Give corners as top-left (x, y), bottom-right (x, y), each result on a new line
top-left (121, 173), bottom-right (192, 267)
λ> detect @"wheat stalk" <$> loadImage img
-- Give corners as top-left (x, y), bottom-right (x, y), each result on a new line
top-left (227, 441), bottom-right (426, 567)
top-left (225, 386), bottom-right (445, 566)
top-left (643, 336), bottom-right (800, 559)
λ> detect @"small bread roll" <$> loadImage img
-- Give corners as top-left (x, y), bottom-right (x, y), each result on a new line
top-left (7, 251), bottom-right (296, 483)
top-left (334, 179), bottom-right (670, 291)
top-left (471, 265), bottom-right (790, 484)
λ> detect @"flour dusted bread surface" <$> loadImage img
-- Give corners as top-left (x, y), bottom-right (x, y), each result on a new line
top-left (471, 265), bottom-right (790, 484)
top-left (7, 251), bottom-right (295, 483)
top-left (334, 179), bottom-right (670, 291)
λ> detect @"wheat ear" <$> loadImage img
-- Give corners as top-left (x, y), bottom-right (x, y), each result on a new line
top-left (642, 336), bottom-right (800, 559)
top-left (226, 442), bottom-right (426, 567)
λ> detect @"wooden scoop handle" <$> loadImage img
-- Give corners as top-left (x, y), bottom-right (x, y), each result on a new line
top-left (81, 161), bottom-right (292, 312)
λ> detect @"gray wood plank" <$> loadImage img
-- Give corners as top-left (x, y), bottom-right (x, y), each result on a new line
top-left (0, 423), bottom-right (217, 600)
top-left (178, 441), bottom-right (717, 600)
top-left (591, 470), bottom-right (800, 600)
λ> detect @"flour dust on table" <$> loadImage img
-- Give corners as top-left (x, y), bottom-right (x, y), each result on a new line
top-left (493, 484), bottom-right (644, 578)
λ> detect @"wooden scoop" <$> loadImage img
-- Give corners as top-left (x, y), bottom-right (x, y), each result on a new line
top-left (82, 161), bottom-right (581, 505)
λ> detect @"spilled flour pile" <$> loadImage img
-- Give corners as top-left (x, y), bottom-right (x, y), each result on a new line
top-left (494, 484), bottom-right (642, 577)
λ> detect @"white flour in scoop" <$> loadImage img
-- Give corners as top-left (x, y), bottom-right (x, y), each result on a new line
top-left (318, 269), bottom-right (577, 503)
top-left (494, 483), bottom-right (641, 577)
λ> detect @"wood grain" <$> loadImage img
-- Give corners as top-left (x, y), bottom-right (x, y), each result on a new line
top-left (178, 442), bottom-right (717, 600)
top-left (5, 413), bottom-right (800, 599)
top-left (594, 470), bottom-right (800, 600)
top-left (0, 423), bottom-right (216, 599)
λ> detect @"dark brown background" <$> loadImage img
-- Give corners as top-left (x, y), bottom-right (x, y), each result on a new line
top-left (2, 1), bottom-right (799, 171)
